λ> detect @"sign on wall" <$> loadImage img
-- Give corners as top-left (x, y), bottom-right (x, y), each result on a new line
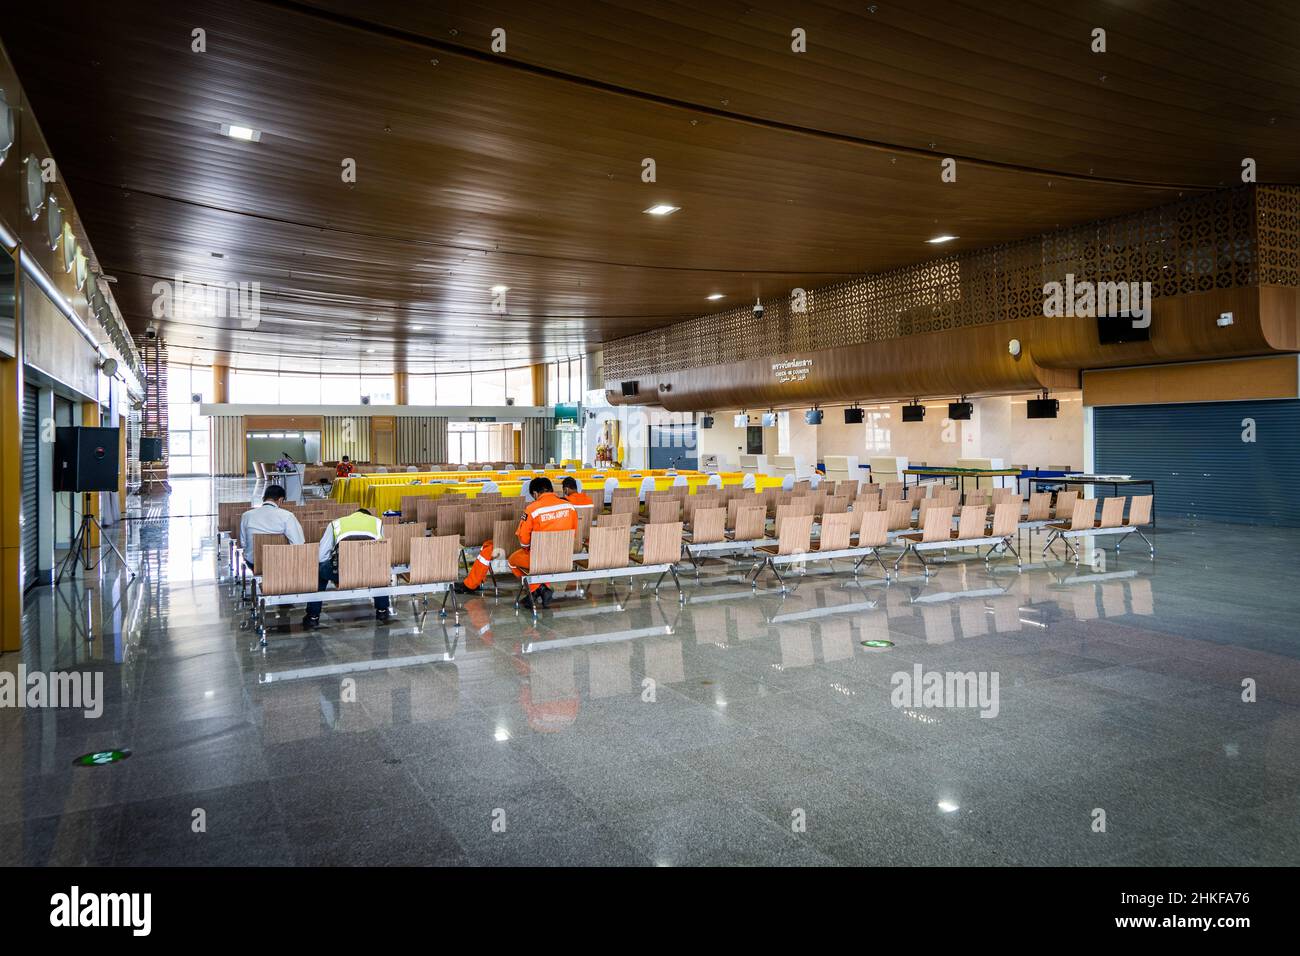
top-left (771, 358), bottom-right (813, 384)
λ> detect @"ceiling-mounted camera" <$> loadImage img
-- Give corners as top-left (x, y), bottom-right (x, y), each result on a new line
top-left (753, 297), bottom-right (765, 320)
top-left (144, 320), bottom-right (158, 340)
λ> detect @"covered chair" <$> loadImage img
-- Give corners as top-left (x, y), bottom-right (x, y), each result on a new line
top-left (706, 473), bottom-right (722, 490)
top-left (781, 475), bottom-right (795, 491)
top-left (603, 476), bottom-right (620, 505)
top-left (638, 475), bottom-right (656, 501)
top-left (742, 473), bottom-right (756, 490)
top-left (671, 474), bottom-right (688, 489)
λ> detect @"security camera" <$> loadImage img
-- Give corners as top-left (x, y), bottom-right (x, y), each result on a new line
top-left (753, 298), bottom-right (765, 320)
top-left (144, 321), bottom-right (158, 340)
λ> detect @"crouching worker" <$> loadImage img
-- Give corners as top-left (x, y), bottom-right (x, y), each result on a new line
top-left (455, 538), bottom-right (495, 594)
top-left (303, 508), bottom-right (395, 629)
top-left (509, 477), bottom-right (577, 610)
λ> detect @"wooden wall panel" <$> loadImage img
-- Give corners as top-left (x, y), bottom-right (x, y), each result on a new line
top-left (1083, 356), bottom-right (1299, 407)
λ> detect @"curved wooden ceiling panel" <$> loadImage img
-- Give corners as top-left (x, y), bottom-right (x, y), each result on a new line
top-left (5, 0), bottom-right (1292, 372)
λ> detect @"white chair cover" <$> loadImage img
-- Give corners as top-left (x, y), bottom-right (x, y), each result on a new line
top-left (603, 476), bottom-right (620, 505)
top-left (742, 474), bottom-right (756, 490)
top-left (781, 475), bottom-right (795, 491)
top-left (638, 475), bottom-right (656, 501)
top-left (706, 474), bottom-right (722, 489)
top-left (671, 475), bottom-right (687, 488)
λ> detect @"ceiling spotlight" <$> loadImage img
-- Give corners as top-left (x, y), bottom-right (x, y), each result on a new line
top-left (706, 293), bottom-right (725, 301)
top-left (490, 285), bottom-right (509, 293)
top-left (643, 204), bottom-right (679, 216)
top-left (366, 348), bottom-right (376, 354)
top-left (411, 325), bottom-right (424, 331)
top-left (221, 124), bottom-right (261, 142)
top-left (926, 235), bottom-right (958, 244)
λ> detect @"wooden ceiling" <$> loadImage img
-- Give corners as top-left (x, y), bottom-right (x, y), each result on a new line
top-left (6, 0), bottom-right (1297, 373)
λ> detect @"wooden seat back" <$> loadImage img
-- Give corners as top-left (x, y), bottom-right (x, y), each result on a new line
top-left (817, 512), bottom-right (853, 551)
top-left (692, 507), bottom-right (726, 544)
top-left (1127, 494), bottom-right (1153, 526)
top-left (408, 535), bottom-right (460, 584)
top-left (596, 511), bottom-right (634, 528)
top-left (648, 498), bottom-right (680, 523)
top-left (586, 525), bottom-right (632, 571)
top-left (338, 540), bottom-right (393, 589)
top-left (920, 506), bottom-right (954, 543)
top-left (386, 522), bottom-right (425, 566)
top-left (956, 505), bottom-right (987, 539)
top-left (858, 510), bottom-right (889, 548)
top-left (886, 499), bottom-right (913, 531)
top-left (640, 522), bottom-right (683, 565)
top-left (260, 543), bottom-right (318, 595)
top-left (1067, 498), bottom-right (1098, 530)
top-left (529, 530), bottom-right (575, 575)
top-left (492, 518), bottom-right (521, 557)
top-left (252, 532), bottom-right (289, 574)
top-left (990, 502), bottom-right (1018, 538)
top-left (1097, 497), bottom-right (1125, 529)
top-left (1052, 489), bottom-right (1078, 519)
top-left (775, 513), bottom-right (814, 556)
top-left (1025, 493), bottom-right (1051, 521)
top-left (734, 505), bottom-right (766, 540)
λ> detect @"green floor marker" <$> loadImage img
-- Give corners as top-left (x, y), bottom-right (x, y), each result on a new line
top-left (860, 640), bottom-right (895, 649)
top-left (73, 749), bottom-right (132, 767)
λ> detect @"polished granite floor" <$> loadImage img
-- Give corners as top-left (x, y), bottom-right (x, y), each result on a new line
top-left (4, 477), bottom-right (1299, 866)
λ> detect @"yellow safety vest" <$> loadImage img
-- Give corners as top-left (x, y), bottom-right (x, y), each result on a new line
top-left (330, 512), bottom-right (383, 547)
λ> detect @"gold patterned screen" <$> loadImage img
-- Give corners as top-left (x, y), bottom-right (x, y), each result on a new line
top-left (605, 186), bottom-right (1295, 381)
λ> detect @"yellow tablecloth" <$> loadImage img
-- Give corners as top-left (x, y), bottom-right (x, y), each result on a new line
top-left (332, 468), bottom-right (779, 512)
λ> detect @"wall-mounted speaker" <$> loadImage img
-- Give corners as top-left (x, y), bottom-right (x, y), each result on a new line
top-left (1027, 398), bottom-right (1059, 419)
top-left (948, 401), bottom-right (973, 421)
top-left (843, 408), bottom-right (865, 424)
top-left (902, 404), bottom-right (925, 422)
top-left (700, 416), bottom-right (714, 429)
top-left (620, 381), bottom-right (639, 396)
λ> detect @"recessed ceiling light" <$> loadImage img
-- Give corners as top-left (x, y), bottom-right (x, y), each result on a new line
top-left (706, 293), bottom-right (725, 301)
top-left (220, 124), bottom-right (262, 142)
top-left (490, 285), bottom-right (509, 293)
top-left (926, 235), bottom-right (958, 244)
top-left (411, 325), bottom-right (424, 331)
top-left (366, 348), bottom-right (376, 354)
top-left (643, 204), bottom-right (679, 216)
top-left (937, 800), bottom-right (960, 813)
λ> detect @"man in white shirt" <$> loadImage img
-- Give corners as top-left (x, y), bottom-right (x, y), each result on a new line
top-left (239, 485), bottom-right (305, 569)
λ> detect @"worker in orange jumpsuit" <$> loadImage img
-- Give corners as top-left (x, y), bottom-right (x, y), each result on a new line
top-left (509, 476), bottom-right (578, 609)
top-left (559, 476), bottom-right (595, 511)
top-left (335, 456), bottom-right (356, 478)
top-left (457, 537), bottom-right (495, 593)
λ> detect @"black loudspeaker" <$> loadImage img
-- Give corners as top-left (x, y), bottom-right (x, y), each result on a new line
top-left (621, 381), bottom-right (639, 396)
top-left (902, 403), bottom-right (925, 422)
top-left (948, 401), bottom-right (973, 421)
top-left (139, 436), bottom-right (164, 462)
top-left (1027, 398), bottom-right (1060, 419)
top-left (843, 408), bottom-right (865, 424)
top-left (55, 426), bottom-right (121, 492)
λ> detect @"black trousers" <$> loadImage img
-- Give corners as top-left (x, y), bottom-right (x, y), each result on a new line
top-left (305, 559), bottom-right (390, 619)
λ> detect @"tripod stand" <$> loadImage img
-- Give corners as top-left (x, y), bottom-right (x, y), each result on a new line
top-left (55, 492), bottom-right (137, 585)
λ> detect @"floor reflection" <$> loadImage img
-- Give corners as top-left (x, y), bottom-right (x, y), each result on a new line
top-left (5, 478), bottom-right (1299, 866)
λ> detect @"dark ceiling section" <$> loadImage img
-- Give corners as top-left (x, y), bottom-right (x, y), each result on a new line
top-left (6, 0), bottom-right (1297, 373)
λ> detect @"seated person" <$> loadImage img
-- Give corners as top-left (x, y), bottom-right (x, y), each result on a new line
top-left (239, 485), bottom-right (304, 569)
top-left (559, 476), bottom-right (594, 510)
top-left (508, 477), bottom-right (578, 610)
top-left (303, 508), bottom-right (394, 629)
top-left (335, 456), bottom-right (356, 478)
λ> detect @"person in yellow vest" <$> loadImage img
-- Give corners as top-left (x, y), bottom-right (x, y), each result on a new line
top-left (303, 507), bottom-right (394, 628)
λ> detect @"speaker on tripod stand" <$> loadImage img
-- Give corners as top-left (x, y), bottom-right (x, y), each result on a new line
top-left (54, 426), bottom-right (136, 584)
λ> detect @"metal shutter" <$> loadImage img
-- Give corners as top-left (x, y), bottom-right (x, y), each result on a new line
top-left (1094, 400), bottom-right (1300, 526)
top-left (21, 383), bottom-right (39, 590)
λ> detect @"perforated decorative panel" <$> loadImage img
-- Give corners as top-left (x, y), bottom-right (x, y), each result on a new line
top-left (605, 186), bottom-right (1291, 381)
